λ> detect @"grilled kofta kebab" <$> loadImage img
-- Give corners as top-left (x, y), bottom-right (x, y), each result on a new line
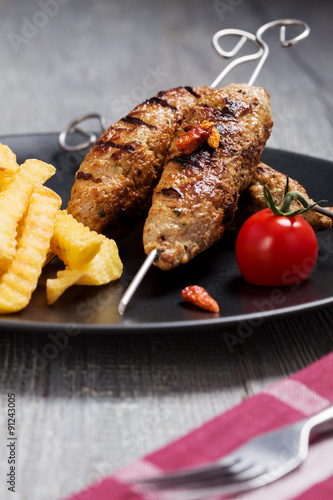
top-left (143, 83), bottom-right (274, 270)
top-left (67, 86), bottom-right (212, 239)
top-left (68, 84), bottom-right (330, 247)
top-left (229, 163), bottom-right (332, 232)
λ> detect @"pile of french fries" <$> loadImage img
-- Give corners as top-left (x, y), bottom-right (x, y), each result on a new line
top-left (0, 143), bottom-right (123, 314)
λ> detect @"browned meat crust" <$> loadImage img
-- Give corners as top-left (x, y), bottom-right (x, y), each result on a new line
top-left (143, 84), bottom-right (273, 270)
top-left (67, 86), bottom-right (212, 239)
top-left (229, 163), bottom-right (332, 232)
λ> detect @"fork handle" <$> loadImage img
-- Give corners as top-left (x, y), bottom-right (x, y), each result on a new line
top-left (307, 405), bottom-right (333, 435)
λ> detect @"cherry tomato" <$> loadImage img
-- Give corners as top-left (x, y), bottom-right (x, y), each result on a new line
top-left (235, 208), bottom-right (318, 286)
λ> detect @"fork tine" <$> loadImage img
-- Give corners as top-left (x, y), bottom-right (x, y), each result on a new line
top-left (138, 456), bottom-right (239, 487)
top-left (168, 463), bottom-right (267, 490)
top-left (139, 458), bottom-right (267, 491)
top-left (140, 465), bottom-right (269, 500)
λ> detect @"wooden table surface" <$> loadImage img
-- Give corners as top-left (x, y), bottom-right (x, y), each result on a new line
top-left (0, 0), bottom-right (333, 499)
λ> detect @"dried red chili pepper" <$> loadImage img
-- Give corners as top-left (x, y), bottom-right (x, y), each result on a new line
top-left (176, 125), bottom-right (212, 155)
top-left (176, 120), bottom-right (220, 155)
top-left (181, 285), bottom-right (220, 313)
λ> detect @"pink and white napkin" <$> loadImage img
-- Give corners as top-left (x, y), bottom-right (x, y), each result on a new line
top-left (64, 352), bottom-right (333, 500)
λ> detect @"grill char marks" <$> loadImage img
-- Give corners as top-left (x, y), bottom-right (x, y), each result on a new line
top-left (184, 86), bottom-right (203, 98)
top-left (202, 99), bottom-right (252, 126)
top-left (145, 96), bottom-right (178, 111)
top-left (172, 147), bottom-right (216, 171)
top-left (76, 171), bottom-right (102, 183)
top-left (159, 187), bottom-right (182, 198)
top-left (66, 85), bottom-right (213, 239)
top-left (121, 115), bottom-right (156, 128)
top-left (143, 84), bottom-right (274, 270)
top-left (94, 140), bottom-right (136, 154)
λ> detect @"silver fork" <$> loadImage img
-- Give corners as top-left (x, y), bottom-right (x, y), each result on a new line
top-left (136, 405), bottom-right (333, 499)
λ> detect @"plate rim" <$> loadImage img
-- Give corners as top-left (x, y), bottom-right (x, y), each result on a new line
top-left (1, 132), bottom-right (333, 333)
top-left (1, 295), bottom-right (333, 333)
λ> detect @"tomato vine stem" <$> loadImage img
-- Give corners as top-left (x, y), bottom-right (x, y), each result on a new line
top-left (264, 177), bottom-right (325, 217)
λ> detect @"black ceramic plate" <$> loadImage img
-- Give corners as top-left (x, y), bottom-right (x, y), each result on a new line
top-left (1, 133), bottom-right (333, 333)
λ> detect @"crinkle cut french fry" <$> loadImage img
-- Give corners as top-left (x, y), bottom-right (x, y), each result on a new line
top-left (0, 185), bottom-right (61, 314)
top-left (0, 158), bottom-right (55, 270)
top-left (0, 143), bottom-right (19, 189)
top-left (46, 269), bottom-right (84, 306)
top-left (50, 210), bottom-right (102, 268)
top-left (76, 235), bottom-right (123, 286)
top-left (46, 234), bottom-right (123, 304)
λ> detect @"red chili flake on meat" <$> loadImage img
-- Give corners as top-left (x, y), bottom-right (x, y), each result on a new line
top-left (181, 286), bottom-right (220, 313)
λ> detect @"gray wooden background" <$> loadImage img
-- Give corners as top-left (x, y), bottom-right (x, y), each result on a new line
top-left (0, 0), bottom-right (333, 499)
top-left (1, 0), bottom-right (333, 160)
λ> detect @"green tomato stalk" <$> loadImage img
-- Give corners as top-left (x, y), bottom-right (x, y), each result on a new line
top-left (264, 177), bottom-right (325, 217)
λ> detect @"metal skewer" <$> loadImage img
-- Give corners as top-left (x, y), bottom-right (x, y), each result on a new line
top-left (118, 18), bottom-right (312, 315)
top-left (313, 206), bottom-right (333, 218)
top-left (59, 113), bottom-right (108, 152)
top-left (118, 248), bottom-right (157, 316)
top-left (251, 19), bottom-right (311, 86)
top-left (211, 29), bottom-right (263, 88)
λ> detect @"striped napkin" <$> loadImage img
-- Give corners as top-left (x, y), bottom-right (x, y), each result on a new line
top-left (64, 352), bottom-right (333, 500)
